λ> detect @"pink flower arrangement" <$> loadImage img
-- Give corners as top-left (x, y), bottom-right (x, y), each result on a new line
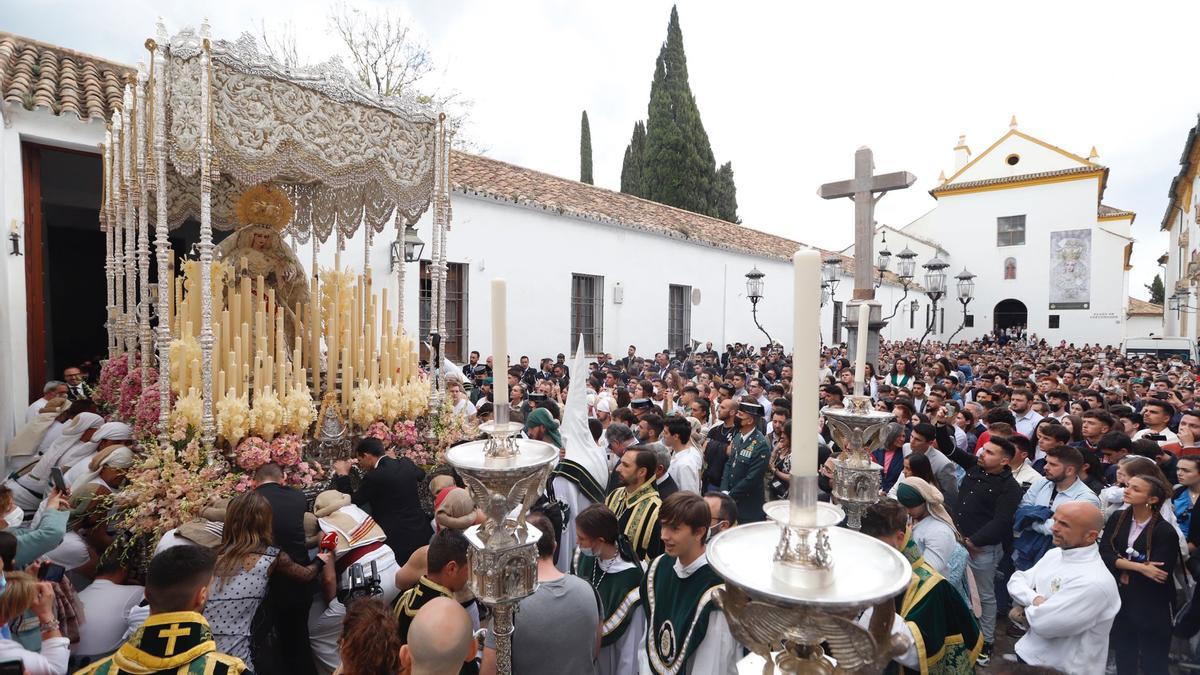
top-left (392, 420), bottom-right (419, 448)
top-left (95, 353), bottom-right (131, 411)
top-left (403, 442), bottom-right (434, 468)
top-left (270, 434), bottom-right (304, 467)
top-left (235, 436), bottom-right (272, 471)
top-left (286, 461), bottom-right (319, 488)
top-left (133, 380), bottom-right (169, 440)
top-left (364, 421), bottom-right (394, 447)
top-left (112, 437), bottom-right (237, 538)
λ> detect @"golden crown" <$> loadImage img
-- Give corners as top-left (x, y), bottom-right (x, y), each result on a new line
top-left (235, 184), bottom-right (293, 231)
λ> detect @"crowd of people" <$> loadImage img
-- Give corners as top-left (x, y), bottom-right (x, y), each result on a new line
top-left (4, 333), bottom-right (1200, 674)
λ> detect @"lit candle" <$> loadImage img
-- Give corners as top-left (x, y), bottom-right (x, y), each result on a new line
top-left (791, 250), bottom-right (820, 481)
top-left (492, 279), bottom-right (508, 417)
top-left (854, 303), bottom-right (869, 397)
top-left (228, 350), bottom-right (238, 400)
top-left (264, 356), bottom-right (274, 401)
top-left (217, 370), bottom-right (226, 406)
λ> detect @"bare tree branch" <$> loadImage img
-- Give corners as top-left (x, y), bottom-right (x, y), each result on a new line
top-left (258, 19), bottom-right (300, 69)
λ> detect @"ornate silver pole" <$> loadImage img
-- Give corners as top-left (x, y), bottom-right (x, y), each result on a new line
top-left (822, 395), bottom-right (892, 529)
top-left (198, 24), bottom-right (216, 447)
top-left (102, 134), bottom-right (116, 358)
top-left (395, 217), bottom-right (406, 333)
top-left (445, 415), bottom-right (555, 675)
top-left (427, 124), bottom-right (442, 403)
top-left (111, 114), bottom-right (125, 356)
top-left (135, 63), bottom-right (152, 388)
top-left (151, 25), bottom-right (171, 441)
top-left (122, 81), bottom-right (137, 357)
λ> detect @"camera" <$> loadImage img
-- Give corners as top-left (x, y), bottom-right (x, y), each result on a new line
top-left (343, 560), bottom-right (383, 605)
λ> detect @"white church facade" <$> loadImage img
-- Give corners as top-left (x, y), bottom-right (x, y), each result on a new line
top-left (846, 121), bottom-right (1142, 346)
top-left (0, 30), bottom-right (929, 439)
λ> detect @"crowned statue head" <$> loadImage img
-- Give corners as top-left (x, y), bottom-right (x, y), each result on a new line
top-left (235, 183), bottom-right (293, 246)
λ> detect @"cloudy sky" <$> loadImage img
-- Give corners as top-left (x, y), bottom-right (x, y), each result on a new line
top-left (6, 0), bottom-right (1196, 299)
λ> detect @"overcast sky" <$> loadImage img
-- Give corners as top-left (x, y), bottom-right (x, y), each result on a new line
top-left (6, 0), bottom-right (1197, 300)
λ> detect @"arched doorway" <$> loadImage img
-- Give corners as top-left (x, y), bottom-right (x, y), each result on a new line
top-left (994, 299), bottom-right (1028, 333)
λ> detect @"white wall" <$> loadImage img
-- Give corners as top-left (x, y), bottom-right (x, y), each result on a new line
top-left (904, 175), bottom-right (1129, 345)
top-left (0, 108), bottom-right (107, 440)
top-left (1127, 314), bottom-right (1165, 337)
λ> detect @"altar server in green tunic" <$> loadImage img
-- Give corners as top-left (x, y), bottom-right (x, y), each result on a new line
top-left (639, 492), bottom-right (739, 675)
top-left (573, 504), bottom-right (645, 675)
top-left (720, 401), bottom-right (770, 523)
top-left (859, 499), bottom-right (982, 675)
top-left (605, 447), bottom-right (664, 562)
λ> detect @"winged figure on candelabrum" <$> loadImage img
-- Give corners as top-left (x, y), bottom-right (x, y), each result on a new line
top-left (215, 184), bottom-right (310, 346)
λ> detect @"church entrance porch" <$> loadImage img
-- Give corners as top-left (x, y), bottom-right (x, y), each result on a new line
top-left (993, 298), bottom-right (1028, 334)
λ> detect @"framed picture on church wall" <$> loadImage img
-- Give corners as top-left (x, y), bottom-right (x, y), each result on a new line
top-left (1048, 229), bottom-right (1091, 310)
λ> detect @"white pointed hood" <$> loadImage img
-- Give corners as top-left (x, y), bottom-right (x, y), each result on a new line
top-left (561, 336), bottom-right (608, 486)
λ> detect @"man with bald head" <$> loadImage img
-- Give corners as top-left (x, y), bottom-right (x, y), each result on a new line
top-left (400, 596), bottom-right (476, 675)
top-left (1006, 501), bottom-right (1120, 675)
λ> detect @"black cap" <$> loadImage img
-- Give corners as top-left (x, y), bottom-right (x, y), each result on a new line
top-left (528, 392), bottom-right (548, 402)
top-left (738, 401), bottom-right (765, 417)
top-left (631, 398), bottom-right (653, 410)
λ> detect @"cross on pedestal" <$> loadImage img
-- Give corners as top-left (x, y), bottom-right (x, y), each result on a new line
top-left (818, 146), bottom-right (916, 301)
top-left (817, 147), bottom-right (915, 369)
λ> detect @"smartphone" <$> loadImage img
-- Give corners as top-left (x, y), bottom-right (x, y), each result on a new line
top-left (49, 468), bottom-right (66, 493)
top-left (0, 660), bottom-right (21, 675)
top-left (38, 563), bottom-right (65, 583)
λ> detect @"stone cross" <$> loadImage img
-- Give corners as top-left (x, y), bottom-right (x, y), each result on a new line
top-left (817, 147), bottom-right (916, 301)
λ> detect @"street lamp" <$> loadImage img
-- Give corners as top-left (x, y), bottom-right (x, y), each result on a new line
top-left (390, 225), bottom-right (426, 271)
top-left (821, 254), bottom-right (843, 299)
top-left (1171, 290), bottom-right (1198, 313)
top-left (916, 255), bottom-right (950, 361)
top-left (883, 245), bottom-right (918, 321)
top-left (744, 267), bottom-right (774, 346)
top-left (946, 268), bottom-right (976, 343)
top-left (875, 232), bottom-right (892, 288)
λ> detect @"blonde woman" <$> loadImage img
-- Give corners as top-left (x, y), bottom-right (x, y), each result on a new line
top-left (0, 572), bottom-right (68, 674)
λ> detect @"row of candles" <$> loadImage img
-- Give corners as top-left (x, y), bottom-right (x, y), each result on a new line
top-left (169, 252), bottom-right (420, 408)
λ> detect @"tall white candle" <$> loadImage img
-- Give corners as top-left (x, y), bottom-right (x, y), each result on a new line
top-left (491, 279), bottom-right (508, 413)
top-left (854, 303), bottom-right (869, 396)
top-left (792, 251), bottom-right (820, 478)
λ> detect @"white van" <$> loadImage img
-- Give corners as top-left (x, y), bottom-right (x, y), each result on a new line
top-left (1121, 336), bottom-right (1197, 363)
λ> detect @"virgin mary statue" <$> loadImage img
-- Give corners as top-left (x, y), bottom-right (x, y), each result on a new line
top-left (216, 184), bottom-right (310, 345)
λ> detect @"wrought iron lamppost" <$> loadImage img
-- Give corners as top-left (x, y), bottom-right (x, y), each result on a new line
top-left (745, 266), bottom-right (775, 346)
top-left (915, 255), bottom-right (949, 363)
top-left (946, 268), bottom-right (976, 344)
top-left (389, 224), bottom-right (425, 271)
top-left (882, 246), bottom-right (917, 321)
top-left (874, 232), bottom-right (891, 288)
top-left (822, 254), bottom-right (843, 340)
top-left (1170, 290), bottom-right (1199, 314)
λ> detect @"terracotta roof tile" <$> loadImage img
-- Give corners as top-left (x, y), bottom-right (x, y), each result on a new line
top-left (1127, 297), bottom-right (1163, 316)
top-left (450, 150), bottom-right (908, 284)
top-left (932, 165), bottom-right (1105, 196)
top-left (0, 31), bottom-right (131, 122)
top-left (1098, 203), bottom-right (1135, 219)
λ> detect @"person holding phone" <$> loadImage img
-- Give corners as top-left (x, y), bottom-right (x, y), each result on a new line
top-left (0, 572), bottom-right (67, 674)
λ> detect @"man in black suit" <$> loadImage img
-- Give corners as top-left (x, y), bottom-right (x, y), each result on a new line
top-left (650, 445), bottom-right (680, 500)
top-left (333, 438), bottom-right (432, 566)
top-left (254, 463), bottom-right (317, 675)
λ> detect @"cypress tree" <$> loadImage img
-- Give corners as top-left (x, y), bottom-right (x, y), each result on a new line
top-left (714, 161), bottom-right (739, 223)
top-left (620, 121), bottom-right (647, 197)
top-left (580, 110), bottom-right (594, 185)
top-left (1146, 273), bottom-right (1165, 304)
top-left (642, 5), bottom-right (719, 217)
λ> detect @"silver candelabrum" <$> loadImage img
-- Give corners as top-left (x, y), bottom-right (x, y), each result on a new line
top-left (821, 395), bottom-right (894, 529)
top-left (443, 405), bottom-right (556, 675)
top-left (708, 479), bottom-right (913, 674)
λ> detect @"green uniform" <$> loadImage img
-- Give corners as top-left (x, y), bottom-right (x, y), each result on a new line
top-left (575, 552), bottom-right (644, 646)
top-left (605, 481), bottom-right (663, 562)
top-left (639, 554), bottom-right (724, 675)
top-left (720, 428), bottom-right (770, 523)
top-left (75, 611), bottom-right (245, 675)
top-left (890, 535), bottom-right (982, 674)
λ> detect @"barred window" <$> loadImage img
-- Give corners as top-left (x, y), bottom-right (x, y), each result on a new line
top-left (997, 215), bottom-right (1026, 247)
top-left (570, 274), bottom-right (604, 355)
top-left (668, 285), bottom-right (692, 351)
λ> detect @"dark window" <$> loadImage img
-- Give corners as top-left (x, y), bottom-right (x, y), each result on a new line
top-left (965, 315), bottom-right (975, 328)
top-left (419, 261), bottom-right (468, 362)
top-left (668, 285), bottom-right (692, 351)
top-left (1048, 315), bottom-right (1060, 329)
top-left (570, 274), bottom-right (604, 355)
top-left (997, 215), bottom-right (1026, 247)
top-left (833, 301), bottom-right (844, 344)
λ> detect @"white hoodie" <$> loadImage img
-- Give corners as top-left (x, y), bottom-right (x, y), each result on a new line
top-left (1007, 543), bottom-right (1120, 675)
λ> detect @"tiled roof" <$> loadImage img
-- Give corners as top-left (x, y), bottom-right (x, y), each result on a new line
top-left (1127, 297), bottom-right (1164, 317)
top-left (876, 224), bottom-right (946, 254)
top-left (451, 151), bottom-right (911, 287)
top-left (0, 31), bottom-right (130, 122)
top-left (931, 165), bottom-right (1106, 196)
top-left (1098, 204), bottom-right (1135, 219)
